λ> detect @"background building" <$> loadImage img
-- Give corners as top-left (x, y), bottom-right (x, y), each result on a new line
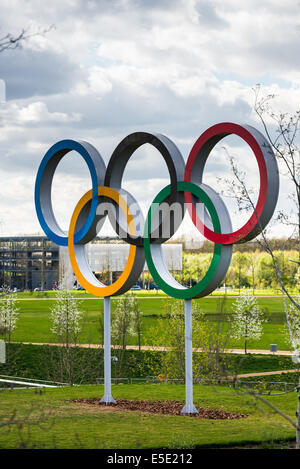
top-left (60, 240), bottom-right (182, 289)
top-left (0, 236), bottom-right (182, 290)
top-left (0, 236), bottom-right (59, 291)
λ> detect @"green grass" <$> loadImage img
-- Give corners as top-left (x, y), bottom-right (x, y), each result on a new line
top-left (1, 343), bottom-right (297, 385)
top-left (230, 354), bottom-right (295, 374)
top-left (1, 343), bottom-right (296, 384)
top-left (0, 383), bottom-right (297, 449)
top-left (10, 295), bottom-right (293, 350)
top-left (2, 290), bottom-right (297, 449)
top-left (243, 372), bottom-right (299, 387)
top-left (14, 288), bottom-right (300, 299)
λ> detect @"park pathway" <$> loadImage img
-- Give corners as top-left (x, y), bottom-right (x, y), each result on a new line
top-left (234, 369), bottom-right (299, 378)
top-left (17, 341), bottom-right (294, 356)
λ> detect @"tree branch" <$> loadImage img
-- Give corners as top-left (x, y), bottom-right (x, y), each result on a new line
top-left (0, 25), bottom-right (55, 53)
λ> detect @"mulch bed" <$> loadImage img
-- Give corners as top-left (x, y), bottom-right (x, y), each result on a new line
top-left (72, 398), bottom-right (248, 419)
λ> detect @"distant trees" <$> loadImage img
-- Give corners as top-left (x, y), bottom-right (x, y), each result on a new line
top-left (135, 243), bottom-right (300, 292)
top-left (87, 243), bottom-right (300, 293)
top-left (179, 250), bottom-right (299, 292)
top-left (231, 252), bottom-right (249, 294)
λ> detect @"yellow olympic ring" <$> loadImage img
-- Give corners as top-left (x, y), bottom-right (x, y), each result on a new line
top-left (68, 186), bottom-right (137, 297)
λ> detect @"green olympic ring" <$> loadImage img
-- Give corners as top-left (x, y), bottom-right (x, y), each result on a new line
top-left (144, 181), bottom-right (233, 299)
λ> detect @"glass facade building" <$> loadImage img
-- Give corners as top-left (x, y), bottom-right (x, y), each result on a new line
top-left (0, 236), bottom-right (59, 291)
top-left (0, 236), bottom-right (182, 291)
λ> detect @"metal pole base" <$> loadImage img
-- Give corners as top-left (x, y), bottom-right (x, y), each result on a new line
top-left (181, 403), bottom-right (199, 414)
top-left (181, 299), bottom-right (199, 415)
top-left (101, 296), bottom-right (116, 404)
top-left (100, 394), bottom-right (116, 405)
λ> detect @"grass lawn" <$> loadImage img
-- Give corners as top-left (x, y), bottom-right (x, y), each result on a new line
top-left (11, 296), bottom-right (292, 351)
top-left (0, 383), bottom-right (297, 449)
top-left (2, 291), bottom-right (297, 450)
top-left (15, 288), bottom-right (300, 299)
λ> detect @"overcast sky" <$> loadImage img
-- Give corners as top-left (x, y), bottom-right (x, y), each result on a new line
top-left (0, 0), bottom-right (300, 242)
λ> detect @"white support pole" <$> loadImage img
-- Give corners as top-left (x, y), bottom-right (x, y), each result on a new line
top-left (181, 299), bottom-right (198, 414)
top-left (0, 339), bottom-right (5, 364)
top-left (101, 296), bottom-right (116, 404)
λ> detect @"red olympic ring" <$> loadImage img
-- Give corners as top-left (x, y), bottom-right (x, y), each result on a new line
top-left (184, 122), bottom-right (278, 245)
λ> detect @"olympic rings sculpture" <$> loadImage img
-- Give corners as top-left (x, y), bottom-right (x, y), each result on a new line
top-left (35, 123), bottom-right (279, 299)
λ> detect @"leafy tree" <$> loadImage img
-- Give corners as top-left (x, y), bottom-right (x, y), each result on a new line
top-left (50, 288), bottom-right (82, 347)
top-left (286, 296), bottom-right (300, 354)
top-left (0, 286), bottom-right (19, 343)
top-left (231, 291), bottom-right (263, 354)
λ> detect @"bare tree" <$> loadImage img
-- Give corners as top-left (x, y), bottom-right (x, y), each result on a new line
top-left (51, 288), bottom-right (82, 347)
top-left (0, 25), bottom-right (54, 53)
top-left (222, 96), bottom-right (300, 446)
top-left (111, 296), bottom-right (135, 379)
top-left (150, 298), bottom-right (231, 383)
top-left (132, 295), bottom-right (143, 351)
top-left (50, 286), bottom-right (83, 384)
top-left (0, 404), bottom-right (55, 448)
top-left (254, 85), bottom-right (300, 263)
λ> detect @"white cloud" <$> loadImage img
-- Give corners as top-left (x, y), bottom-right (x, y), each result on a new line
top-left (0, 0), bottom-right (299, 238)
top-left (74, 66), bottom-right (113, 97)
top-left (0, 101), bottom-right (81, 126)
top-left (15, 101), bottom-right (81, 123)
